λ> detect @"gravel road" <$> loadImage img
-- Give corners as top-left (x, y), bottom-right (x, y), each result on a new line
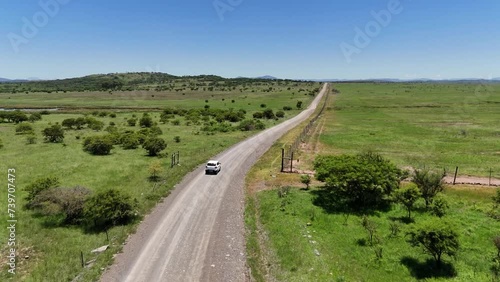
top-left (100, 83), bottom-right (329, 282)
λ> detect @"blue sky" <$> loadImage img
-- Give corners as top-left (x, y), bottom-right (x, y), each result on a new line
top-left (1, 0), bottom-right (499, 80)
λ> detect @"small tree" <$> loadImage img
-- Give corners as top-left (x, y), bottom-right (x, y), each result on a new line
top-left (262, 109), bottom-right (275, 119)
top-left (361, 215), bottom-right (378, 246)
top-left (83, 135), bottom-right (114, 155)
top-left (406, 219), bottom-right (459, 267)
top-left (300, 174), bottom-right (311, 190)
top-left (28, 112), bottom-right (42, 122)
top-left (275, 110), bottom-right (285, 118)
top-left (412, 168), bottom-right (446, 208)
top-left (127, 118), bottom-right (137, 126)
top-left (393, 184), bottom-right (421, 220)
top-left (84, 189), bottom-right (136, 230)
top-left (62, 118), bottom-right (76, 129)
top-left (430, 194), bottom-right (449, 218)
top-left (143, 137), bottom-right (167, 156)
top-left (26, 134), bottom-right (37, 144)
top-left (148, 160), bottom-right (164, 181)
top-left (174, 136), bottom-right (181, 143)
top-left (15, 123), bottom-right (34, 134)
top-left (296, 101), bottom-right (303, 109)
top-left (42, 124), bottom-right (65, 143)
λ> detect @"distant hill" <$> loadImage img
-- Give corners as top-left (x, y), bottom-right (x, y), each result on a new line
top-left (257, 75), bottom-right (278, 80)
top-left (0, 78), bottom-right (10, 82)
top-left (0, 72), bottom-right (303, 93)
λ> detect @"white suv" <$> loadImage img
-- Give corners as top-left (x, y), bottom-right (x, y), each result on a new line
top-left (205, 160), bottom-right (221, 175)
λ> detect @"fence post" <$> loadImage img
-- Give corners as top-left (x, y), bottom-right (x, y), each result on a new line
top-left (281, 149), bottom-right (285, 172)
top-left (290, 152), bottom-right (294, 173)
top-left (81, 251), bottom-right (84, 268)
top-left (177, 151), bottom-right (180, 165)
top-left (453, 166), bottom-right (458, 185)
top-left (490, 168), bottom-right (493, 186)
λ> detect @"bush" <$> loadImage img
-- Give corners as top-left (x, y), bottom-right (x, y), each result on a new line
top-left (171, 119), bottom-right (181, 126)
top-left (15, 122), bottom-right (34, 134)
top-left (0, 138), bottom-right (3, 149)
top-left (121, 133), bottom-right (140, 150)
top-left (42, 124), bottom-right (65, 143)
top-left (62, 118), bottom-right (76, 129)
top-left (276, 110), bottom-right (285, 118)
top-left (296, 101), bottom-right (303, 109)
top-left (109, 113), bottom-right (117, 118)
top-left (84, 189), bottom-right (137, 230)
top-left (83, 135), bottom-right (114, 155)
top-left (412, 168), bottom-right (446, 208)
top-left (253, 112), bottom-right (263, 119)
top-left (26, 134), bottom-right (37, 144)
top-left (260, 104), bottom-right (266, 108)
top-left (88, 120), bottom-right (104, 131)
top-left (283, 106), bottom-right (293, 111)
top-left (140, 113), bottom-right (153, 128)
top-left (262, 109), bottom-right (275, 119)
top-left (406, 219), bottom-right (459, 266)
top-left (127, 118), bottom-right (137, 126)
top-left (430, 194), bottom-right (449, 217)
top-left (314, 152), bottom-right (403, 210)
top-left (30, 186), bottom-right (91, 224)
top-left (143, 137), bottom-right (167, 156)
top-left (300, 174), bottom-right (311, 190)
top-left (174, 136), bottom-right (181, 143)
top-left (25, 177), bottom-right (60, 208)
top-left (28, 112), bottom-right (42, 122)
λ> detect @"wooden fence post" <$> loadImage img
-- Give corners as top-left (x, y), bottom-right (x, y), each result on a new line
top-left (453, 166), bottom-right (458, 185)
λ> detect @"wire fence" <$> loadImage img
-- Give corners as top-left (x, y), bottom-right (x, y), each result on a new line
top-left (281, 84), bottom-right (331, 172)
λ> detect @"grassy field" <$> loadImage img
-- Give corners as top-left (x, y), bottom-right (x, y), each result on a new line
top-left (254, 185), bottom-right (500, 282)
top-left (245, 82), bottom-right (500, 282)
top-left (0, 80), bottom-right (319, 281)
top-left (321, 83), bottom-right (500, 176)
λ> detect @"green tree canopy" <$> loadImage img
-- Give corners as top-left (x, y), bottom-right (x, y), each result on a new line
top-left (314, 152), bottom-right (404, 210)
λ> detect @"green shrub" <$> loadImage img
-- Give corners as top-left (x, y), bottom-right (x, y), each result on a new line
top-left (143, 137), bottom-right (167, 156)
top-left (26, 134), bottom-right (37, 144)
top-left (121, 133), bottom-right (140, 150)
top-left (430, 194), bottom-right (450, 217)
top-left (83, 135), bottom-right (114, 155)
top-left (109, 113), bottom-right (117, 118)
top-left (0, 138), bottom-right (3, 149)
top-left (174, 136), bottom-right (181, 143)
top-left (15, 122), bottom-right (34, 134)
top-left (276, 110), bottom-right (285, 118)
top-left (84, 189), bottom-right (137, 230)
top-left (25, 177), bottom-right (60, 208)
top-left (262, 109), bottom-right (275, 119)
top-left (42, 124), bottom-right (65, 143)
top-left (283, 106), bottom-right (293, 111)
top-left (127, 118), bottom-right (137, 126)
top-left (28, 112), bottom-right (42, 122)
top-left (253, 112), bottom-right (263, 119)
top-left (140, 113), bottom-right (153, 128)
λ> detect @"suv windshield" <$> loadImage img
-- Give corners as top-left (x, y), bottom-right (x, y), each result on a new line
top-left (207, 163), bottom-right (216, 166)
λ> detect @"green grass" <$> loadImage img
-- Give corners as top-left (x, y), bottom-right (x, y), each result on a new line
top-left (321, 83), bottom-right (500, 176)
top-left (0, 80), bottom-right (320, 281)
top-left (255, 186), bottom-right (500, 282)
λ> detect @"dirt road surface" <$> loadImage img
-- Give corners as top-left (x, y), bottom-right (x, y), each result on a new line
top-left (100, 84), bottom-right (329, 282)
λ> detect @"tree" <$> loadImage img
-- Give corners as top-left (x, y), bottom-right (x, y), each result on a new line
top-left (142, 137), bottom-right (167, 156)
top-left (42, 124), bottom-right (65, 143)
top-left (15, 123), bottom-right (34, 134)
top-left (314, 152), bottom-right (404, 210)
top-left (83, 135), bottom-right (114, 155)
top-left (296, 101), bottom-right (303, 109)
top-left (412, 168), bottom-right (446, 208)
top-left (276, 110), bottom-right (285, 118)
top-left (361, 215), bottom-right (379, 246)
top-left (300, 174), bottom-right (311, 190)
top-left (84, 189), bottom-right (136, 230)
top-left (148, 160), bottom-right (164, 181)
top-left (11, 111), bottom-right (28, 123)
top-left (406, 219), bottom-right (459, 267)
top-left (393, 184), bottom-right (421, 220)
top-left (24, 177), bottom-right (60, 208)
